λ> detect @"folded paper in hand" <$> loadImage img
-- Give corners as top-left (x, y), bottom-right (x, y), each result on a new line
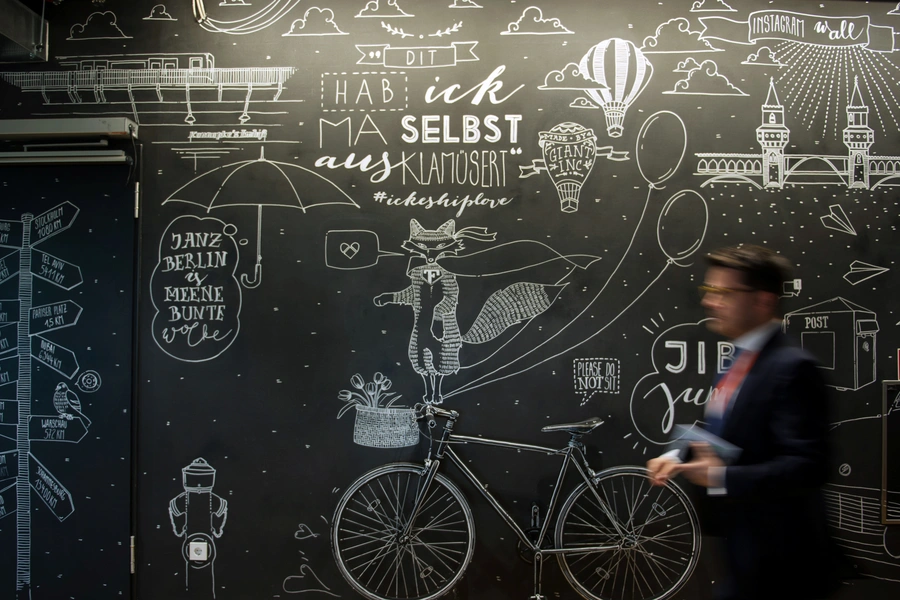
top-left (671, 424), bottom-right (742, 465)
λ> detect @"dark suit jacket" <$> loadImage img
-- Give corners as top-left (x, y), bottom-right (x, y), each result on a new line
top-left (693, 330), bottom-right (839, 600)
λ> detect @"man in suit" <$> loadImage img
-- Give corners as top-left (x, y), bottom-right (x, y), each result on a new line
top-left (647, 245), bottom-right (839, 600)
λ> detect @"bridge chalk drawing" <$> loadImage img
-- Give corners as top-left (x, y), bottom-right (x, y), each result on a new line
top-left (696, 77), bottom-right (900, 189)
top-left (0, 204), bottom-right (101, 599)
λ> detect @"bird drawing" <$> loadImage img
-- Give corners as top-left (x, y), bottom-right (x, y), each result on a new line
top-left (53, 382), bottom-right (91, 426)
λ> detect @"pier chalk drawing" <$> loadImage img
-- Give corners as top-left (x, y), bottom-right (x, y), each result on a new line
top-left (150, 216), bottom-right (242, 362)
top-left (0, 52), bottom-right (298, 127)
top-left (169, 458), bottom-right (228, 598)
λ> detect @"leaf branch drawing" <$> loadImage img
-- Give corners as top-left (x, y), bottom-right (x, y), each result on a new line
top-left (430, 21), bottom-right (463, 38)
top-left (381, 21), bottom-right (413, 38)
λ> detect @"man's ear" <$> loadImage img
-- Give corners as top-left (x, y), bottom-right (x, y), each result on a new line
top-left (756, 291), bottom-right (780, 316)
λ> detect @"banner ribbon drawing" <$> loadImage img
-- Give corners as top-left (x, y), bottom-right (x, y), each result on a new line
top-left (519, 146), bottom-right (630, 178)
top-left (699, 11), bottom-right (896, 52)
top-left (356, 42), bottom-right (479, 68)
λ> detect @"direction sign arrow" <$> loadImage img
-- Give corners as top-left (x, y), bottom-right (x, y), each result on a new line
top-left (0, 219), bottom-right (23, 250)
top-left (0, 251), bottom-right (19, 286)
top-left (0, 355), bottom-right (17, 386)
top-left (29, 415), bottom-right (89, 444)
top-left (0, 399), bottom-right (17, 425)
top-left (0, 324), bottom-right (17, 355)
top-left (30, 202), bottom-right (79, 246)
top-left (0, 449), bottom-right (18, 480)
top-left (0, 479), bottom-right (15, 520)
top-left (29, 300), bottom-right (82, 336)
top-left (28, 452), bottom-right (74, 521)
top-left (0, 299), bottom-right (20, 324)
top-left (31, 336), bottom-right (79, 379)
top-left (31, 249), bottom-right (83, 290)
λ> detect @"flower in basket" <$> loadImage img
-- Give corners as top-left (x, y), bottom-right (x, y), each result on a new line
top-left (337, 372), bottom-right (404, 419)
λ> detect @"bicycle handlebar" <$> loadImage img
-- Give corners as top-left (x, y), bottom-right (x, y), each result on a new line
top-left (416, 403), bottom-right (458, 429)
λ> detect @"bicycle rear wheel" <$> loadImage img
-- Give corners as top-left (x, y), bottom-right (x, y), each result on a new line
top-left (555, 466), bottom-right (700, 600)
top-left (332, 462), bottom-right (475, 600)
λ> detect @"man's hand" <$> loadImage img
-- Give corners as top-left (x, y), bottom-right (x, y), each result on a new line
top-left (680, 442), bottom-right (725, 488)
top-left (646, 456), bottom-right (684, 487)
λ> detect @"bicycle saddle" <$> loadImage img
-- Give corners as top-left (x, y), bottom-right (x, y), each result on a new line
top-left (541, 417), bottom-right (603, 435)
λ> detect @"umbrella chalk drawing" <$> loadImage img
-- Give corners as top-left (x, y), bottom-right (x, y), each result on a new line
top-left (164, 148), bottom-right (360, 289)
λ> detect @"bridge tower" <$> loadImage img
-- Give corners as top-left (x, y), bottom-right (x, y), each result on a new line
top-left (843, 76), bottom-right (874, 189)
top-left (756, 77), bottom-right (790, 188)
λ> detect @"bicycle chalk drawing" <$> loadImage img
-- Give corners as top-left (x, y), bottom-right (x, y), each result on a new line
top-left (331, 406), bottom-right (700, 600)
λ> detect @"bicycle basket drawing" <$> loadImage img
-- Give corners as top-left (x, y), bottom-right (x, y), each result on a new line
top-left (353, 406), bottom-right (420, 448)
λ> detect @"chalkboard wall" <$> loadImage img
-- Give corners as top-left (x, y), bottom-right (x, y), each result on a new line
top-left (2, 0), bottom-right (900, 598)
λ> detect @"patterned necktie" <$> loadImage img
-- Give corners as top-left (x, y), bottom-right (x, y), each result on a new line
top-left (706, 349), bottom-right (757, 436)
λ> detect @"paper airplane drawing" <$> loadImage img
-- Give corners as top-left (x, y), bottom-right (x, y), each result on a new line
top-left (843, 261), bottom-right (889, 286)
top-left (821, 205), bottom-right (856, 235)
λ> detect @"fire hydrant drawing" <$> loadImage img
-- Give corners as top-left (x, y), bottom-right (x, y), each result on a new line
top-left (168, 458), bottom-right (228, 597)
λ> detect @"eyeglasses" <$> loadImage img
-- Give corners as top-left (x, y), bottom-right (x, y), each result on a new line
top-left (698, 284), bottom-right (755, 297)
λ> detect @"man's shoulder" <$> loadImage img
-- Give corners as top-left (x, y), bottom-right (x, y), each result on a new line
top-left (761, 332), bottom-right (820, 369)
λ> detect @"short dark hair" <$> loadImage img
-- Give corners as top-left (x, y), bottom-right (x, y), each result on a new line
top-left (705, 245), bottom-right (792, 296)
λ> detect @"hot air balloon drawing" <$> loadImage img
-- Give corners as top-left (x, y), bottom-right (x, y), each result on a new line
top-left (578, 38), bottom-right (653, 138)
top-left (538, 122), bottom-right (597, 213)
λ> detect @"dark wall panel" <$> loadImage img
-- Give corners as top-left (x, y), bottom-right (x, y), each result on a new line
top-left (1, 1), bottom-right (899, 598)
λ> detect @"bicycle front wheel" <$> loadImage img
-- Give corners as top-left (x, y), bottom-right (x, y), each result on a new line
top-left (332, 462), bottom-right (475, 600)
top-left (555, 466), bottom-right (700, 600)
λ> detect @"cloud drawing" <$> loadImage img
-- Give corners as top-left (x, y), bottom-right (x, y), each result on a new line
top-left (283, 7), bottom-right (347, 36)
top-left (356, 0), bottom-right (412, 18)
top-left (503, 6), bottom-right (573, 35)
top-left (641, 18), bottom-right (720, 53)
top-left (68, 11), bottom-right (132, 40)
top-left (663, 60), bottom-right (747, 95)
